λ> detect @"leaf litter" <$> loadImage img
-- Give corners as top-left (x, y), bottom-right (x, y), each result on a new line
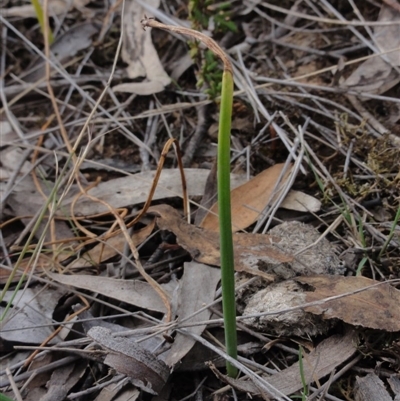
top-left (1, 1), bottom-right (400, 400)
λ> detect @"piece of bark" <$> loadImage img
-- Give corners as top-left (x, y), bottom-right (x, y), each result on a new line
top-left (355, 373), bottom-right (393, 401)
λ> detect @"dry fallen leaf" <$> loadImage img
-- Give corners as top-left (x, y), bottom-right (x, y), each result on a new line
top-left (342, 4), bottom-right (400, 95)
top-left (1, 0), bottom-right (91, 18)
top-left (355, 373), bottom-right (393, 401)
top-left (39, 361), bottom-right (87, 401)
top-left (296, 275), bottom-right (400, 331)
top-left (93, 382), bottom-right (139, 401)
top-left (88, 326), bottom-right (169, 395)
top-left (162, 262), bottom-right (221, 368)
top-left (66, 219), bottom-right (155, 269)
top-left (279, 189), bottom-right (321, 213)
top-left (112, 387), bottom-right (140, 401)
top-left (65, 168), bottom-right (247, 216)
top-left (209, 329), bottom-right (357, 397)
top-left (48, 273), bottom-right (171, 314)
top-left (1, 286), bottom-right (67, 346)
top-left (0, 147), bottom-right (33, 178)
top-left (113, 0), bottom-right (170, 95)
top-left (387, 375), bottom-right (400, 400)
top-left (200, 163), bottom-right (292, 232)
top-left (149, 204), bottom-right (292, 280)
top-left (21, 22), bottom-right (98, 83)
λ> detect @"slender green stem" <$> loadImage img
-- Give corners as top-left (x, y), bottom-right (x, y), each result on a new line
top-left (217, 70), bottom-right (238, 377)
top-left (379, 204), bottom-right (400, 258)
top-left (31, 0), bottom-right (54, 44)
top-left (298, 346), bottom-right (308, 400)
top-left (140, 17), bottom-right (238, 377)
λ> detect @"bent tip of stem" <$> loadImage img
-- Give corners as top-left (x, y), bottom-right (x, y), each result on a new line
top-left (140, 14), bottom-right (155, 30)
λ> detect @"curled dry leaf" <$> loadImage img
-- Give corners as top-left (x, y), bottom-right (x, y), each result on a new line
top-left (148, 204), bottom-right (292, 281)
top-left (296, 275), bottom-right (400, 331)
top-left (88, 327), bottom-right (169, 395)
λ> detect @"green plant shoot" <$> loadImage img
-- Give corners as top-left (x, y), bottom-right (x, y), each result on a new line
top-left (188, 0), bottom-right (237, 98)
top-left (141, 17), bottom-right (238, 377)
top-left (31, 0), bottom-right (54, 44)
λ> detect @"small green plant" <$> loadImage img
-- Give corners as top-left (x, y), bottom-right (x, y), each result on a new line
top-left (0, 392), bottom-right (15, 401)
top-left (31, 0), bottom-right (54, 43)
top-left (141, 17), bottom-right (238, 377)
top-left (188, 0), bottom-right (237, 98)
top-left (298, 346), bottom-right (309, 401)
top-left (379, 204), bottom-right (400, 259)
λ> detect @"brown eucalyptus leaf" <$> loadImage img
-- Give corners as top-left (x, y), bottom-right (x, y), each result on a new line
top-left (200, 163), bottom-right (292, 232)
top-left (88, 327), bottom-right (169, 395)
top-left (149, 204), bottom-right (292, 280)
top-left (296, 275), bottom-right (400, 331)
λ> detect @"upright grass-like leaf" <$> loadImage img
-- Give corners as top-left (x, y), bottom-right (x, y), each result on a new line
top-left (379, 204), bottom-right (400, 259)
top-left (31, 0), bottom-right (54, 44)
top-left (141, 17), bottom-right (238, 377)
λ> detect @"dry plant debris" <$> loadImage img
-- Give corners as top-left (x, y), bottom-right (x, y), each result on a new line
top-left (1, 0), bottom-right (400, 400)
top-left (200, 163), bottom-right (293, 231)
